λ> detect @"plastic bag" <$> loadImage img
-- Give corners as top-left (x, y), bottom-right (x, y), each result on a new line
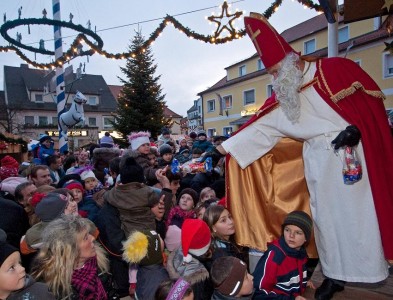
top-left (342, 146), bottom-right (362, 185)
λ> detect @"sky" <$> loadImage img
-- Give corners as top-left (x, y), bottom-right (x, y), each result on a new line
top-left (0, 0), bottom-right (320, 116)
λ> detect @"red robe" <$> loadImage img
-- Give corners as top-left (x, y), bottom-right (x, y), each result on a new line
top-left (226, 57), bottom-right (393, 259)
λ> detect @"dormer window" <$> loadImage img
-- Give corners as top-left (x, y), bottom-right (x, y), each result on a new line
top-left (35, 94), bottom-right (43, 102)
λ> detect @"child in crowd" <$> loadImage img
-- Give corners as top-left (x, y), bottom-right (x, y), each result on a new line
top-left (191, 148), bottom-right (203, 160)
top-left (191, 131), bottom-right (214, 153)
top-left (0, 229), bottom-right (55, 299)
top-left (253, 211), bottom-right (314, 299)
top-left (20, 191), bottom-right (79, 254)
top-left (32, 135), bottom-right (54, 165)
top-left (166, 219), bottom-right (213, 299)
top-left (175, 148), bottom-right (191, 164)
top-left (155, 278), bottom-right (194, 300)
top-left (211, 256), bottom-right (254, 299)
top-left (199, 187), bottom-right (216, 203)
top-left (177, 138), bottom-right (190, 153)
top-left (79, 167), bottom-right (105, 209)
top-left (165, 188), bottom-right (198, 252)
top-left (204, 205), bottom-right (248, 263)
top-left (122, 230), bottom-right (169, 300)
top-left (158, 144), bottom-right (174, 167)
top-left (63, 179), bottom-right (100, 221)
top-left (195, 199), bottom-right (216, 220)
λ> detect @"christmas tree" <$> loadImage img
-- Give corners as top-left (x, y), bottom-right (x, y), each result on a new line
top-left (114, 31), bottom-right (171, 141)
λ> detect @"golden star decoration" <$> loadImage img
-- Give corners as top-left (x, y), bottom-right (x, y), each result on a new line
top-left (208, 1), bottom-right (243, 39)
top-left (382, 0), bottom-right (393, 12)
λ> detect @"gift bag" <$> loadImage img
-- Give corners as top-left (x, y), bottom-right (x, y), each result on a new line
top-left (342, 146), bottom-right (362, 185)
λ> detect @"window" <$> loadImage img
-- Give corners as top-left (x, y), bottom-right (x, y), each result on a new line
top-left (223, 95), bottom-right (232, 109)
top-left (25, 116), bottom-right (34, 125)
top-left (207, 100), bottom-right (215, 112)
top-left (88, 96), bottom-right (97, 105)
top-left (38, 116), bottom-right (48, 126)
top-left (338, 26), bottom-right (349, 43)
top-left (35, 94), bottom-right (43, 102)
top-left (384, 53), bottom-right (393, 78)
top-left (304, 39), bottom-right (316, 55)
top-left (267, 84), bottom-right (273, 97)
top-left (243, 89), bottom-right (255, 105)
top-left (89, 117), bottom-right (97, 126)
top-left (103, 116), bottom-right (114, 129)
top-left (239, 65), bottom-right (246, 77)
top-left (52, 117), bottom-right (58, 126)
top-left (223, 127), bottom-right (233, 136)
top-left (207, 128), bottom-right (216, 137)
top-left (257, 59), bottom-right (264, 70)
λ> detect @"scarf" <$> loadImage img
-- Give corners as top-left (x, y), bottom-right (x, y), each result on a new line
top-left (71, 257), bottom-right (107, 300)
top-left (166, 206), bottom-right (196, 228)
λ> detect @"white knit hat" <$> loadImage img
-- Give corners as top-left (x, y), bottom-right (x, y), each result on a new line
top-left (128, 131), bottom-right (151, 151)
top-left (80, 170), bottom-right (96, 181)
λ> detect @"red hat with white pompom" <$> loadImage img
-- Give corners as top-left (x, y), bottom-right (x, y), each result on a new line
top-left (181, 219), bottom-right (211, 263)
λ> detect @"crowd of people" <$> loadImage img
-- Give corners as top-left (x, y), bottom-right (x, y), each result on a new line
top-left (1, 10), bottom-right (393, 300)
top-left (0, 127), bottom-right (318, 300)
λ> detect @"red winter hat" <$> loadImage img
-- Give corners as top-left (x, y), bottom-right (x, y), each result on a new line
top-left (181, 219), bottom-right (211, 263)
top-left (1, 155), bottom-right (19, 169)
top-left (244, 12), bottom-right (298, 69)
top-left (63, 180), bottom-right (84, 193)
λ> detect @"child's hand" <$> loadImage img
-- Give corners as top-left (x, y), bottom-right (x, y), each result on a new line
top-left (156, 166), bottom-right (170, 188)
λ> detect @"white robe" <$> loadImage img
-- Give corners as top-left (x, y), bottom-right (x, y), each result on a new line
top-left (222, 62), bottom-right (388, 282)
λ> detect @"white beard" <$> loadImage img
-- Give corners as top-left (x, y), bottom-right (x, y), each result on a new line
top-left (272, 53), bottom-right (303, 124)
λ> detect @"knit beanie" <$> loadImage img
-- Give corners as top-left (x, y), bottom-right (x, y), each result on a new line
top-left (128, 131), bottom-right (151, 151)
top-left (282, 211), bottom-right (313, 241)
top-left (161, 128), bottom-right (170, 135)
top-left (0, 229), bottom-right (18, 267)
top-left (1, 155), bottom-right (19, 169)
top-left (122, 230), bottom-right (163, 266)
top-left (80, 170), bottom-right (96, 181)
top-left (63, 180), bottom-right (84, 193)
top-left (211, 257), bottom-right (248, 297)
top-left (120, 157), bottom-right (145, 184)
top-left (181, 219), bottom-right (211, 263)
top-left (197, 130), bottom-right (207, 137)
top-left (189, 132), bottom-right (197, 139)
top-left (178, 188), bottom-right (198, 207)
top-left (0, 156), bottom-right (19, 180)
top-left (166, 278), bottom-right (191, 300)
top-left (35, 193), bottom-right (69, 222)
top-left (159, 144), bottom-right (172, 156)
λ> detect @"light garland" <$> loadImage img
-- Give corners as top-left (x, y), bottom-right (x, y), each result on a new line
top-left (0, 0), bottom-right (323, 69)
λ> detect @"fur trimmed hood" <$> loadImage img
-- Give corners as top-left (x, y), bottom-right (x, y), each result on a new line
top-left (166, 247), bottom-right (209, 285)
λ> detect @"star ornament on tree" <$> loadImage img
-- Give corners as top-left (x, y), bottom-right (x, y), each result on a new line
top-left (382, 0), bottom-right (393, 12)
top-left (208, 1), bottom-right (243, 39)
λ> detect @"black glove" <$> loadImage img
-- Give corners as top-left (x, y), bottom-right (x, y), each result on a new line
top-left (331, 125), bottom-right (361, 150)
top-left (201, 147), bottom-right (225, 166)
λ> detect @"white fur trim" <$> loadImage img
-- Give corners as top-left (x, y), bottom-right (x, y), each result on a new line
top-left (131, 136), bottom-right (150, 150)
top-left (183, 254), bottom-right (193, 263)
top-left (188, 242), bottom-right (210, 256)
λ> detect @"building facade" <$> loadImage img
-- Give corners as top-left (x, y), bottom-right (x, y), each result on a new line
top-left (2, 64), bottom-right (117, 150)
top-left (198, 14), bottom-right (393, 136)
top-left (186, 98), bottom-right (203, 133)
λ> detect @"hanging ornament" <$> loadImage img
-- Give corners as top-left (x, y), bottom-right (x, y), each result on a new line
top-left (208, 1), bottom-right (243, 39)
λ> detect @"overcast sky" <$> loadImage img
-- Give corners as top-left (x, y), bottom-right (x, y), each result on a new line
top-left (0, 0), bottom-right (319, 116)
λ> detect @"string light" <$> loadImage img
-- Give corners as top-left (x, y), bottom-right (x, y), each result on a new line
top-left (0, 0), bottom-right (323, 69)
